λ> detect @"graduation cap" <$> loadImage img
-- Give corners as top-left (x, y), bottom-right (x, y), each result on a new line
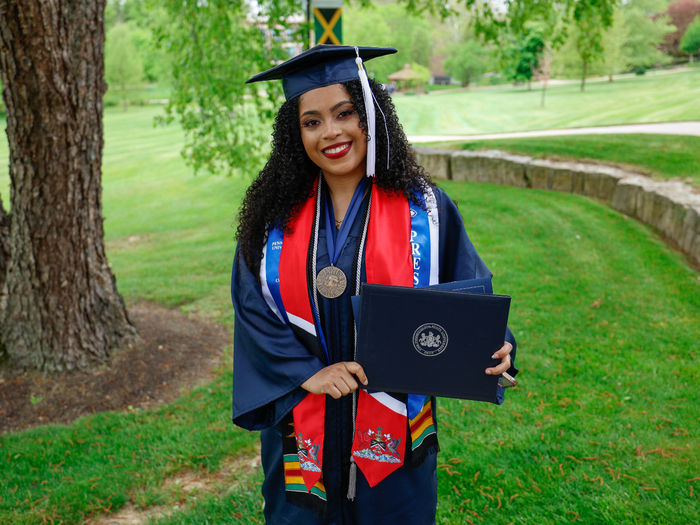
top-left (247, 44), bottom-right (397, 177)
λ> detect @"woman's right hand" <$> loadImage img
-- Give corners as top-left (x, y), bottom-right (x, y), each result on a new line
top-left (301, 362), bottom-right (368, 399)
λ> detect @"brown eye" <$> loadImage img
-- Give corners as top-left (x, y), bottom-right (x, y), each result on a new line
top-left (301, 119), bottom-right (320, 128)
top-left (337, 109), bottom-right (355, 119)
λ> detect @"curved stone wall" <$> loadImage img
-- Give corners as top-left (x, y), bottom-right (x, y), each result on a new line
top-left (413, 146), bottom-right (700, 268)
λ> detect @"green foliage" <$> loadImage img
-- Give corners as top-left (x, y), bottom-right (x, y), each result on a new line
top-left (596, 8), bottom-right (630, 79)
top-left (106, 0), bottom-right (171, 86)
top-left (570, 0), bottom-right (616, 88)
top-left (444, 40), bottom-right (490, 86)
top-left (128, 22), bottom-right (172, 85)
top-left (106, 0), bottom-right (151, 29)
top-left (148, 0), bottom-right (298, 176)
top-left (554, 0), bottom-right (676, 80)
top-left (410, 62), bottom-right (432, 85)
top-left (503, 22), bottom-right (547, 86)
top-left (680, 16), bottom-right (700, 55)
top-left (622, 0), bottom-right (675, 69)
top-left (105, 23), bottom-right (145, 111)
top-left (344, 3), bottom-right (433, 83)
top-left (665, 0), bottom-right (700, 56)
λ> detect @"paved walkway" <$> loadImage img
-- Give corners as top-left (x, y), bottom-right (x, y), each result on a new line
top-left (408, 121), bottom-right (700, 144)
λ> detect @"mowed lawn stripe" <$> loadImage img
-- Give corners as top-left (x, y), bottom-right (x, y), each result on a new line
top-left (394, 69), bottom-right (700, 136)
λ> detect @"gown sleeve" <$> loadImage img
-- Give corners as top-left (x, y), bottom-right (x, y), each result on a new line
top-left (434, 187), bottom-right (518, 378)
top-left (231, 248), bottom-right (326, 430)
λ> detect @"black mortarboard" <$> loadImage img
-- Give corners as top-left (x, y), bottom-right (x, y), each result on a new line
top-left (246, 44), bottom-right (396, 101)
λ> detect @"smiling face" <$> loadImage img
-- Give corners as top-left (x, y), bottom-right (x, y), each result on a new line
top-left (298, 83), bottom-right (367, 183)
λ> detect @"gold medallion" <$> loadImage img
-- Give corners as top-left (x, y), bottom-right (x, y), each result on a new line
top-left (316, 266), bottom-right (347, 299)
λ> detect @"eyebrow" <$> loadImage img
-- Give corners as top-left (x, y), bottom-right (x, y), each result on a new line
top-left (300, 100), bottom-right (353, 118)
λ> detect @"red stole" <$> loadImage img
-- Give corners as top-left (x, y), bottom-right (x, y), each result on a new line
top-left (279, 180), bottom-right (414, 490)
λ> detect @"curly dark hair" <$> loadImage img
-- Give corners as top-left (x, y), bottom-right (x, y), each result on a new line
top-left (236, 77), bottom-right (432, 274)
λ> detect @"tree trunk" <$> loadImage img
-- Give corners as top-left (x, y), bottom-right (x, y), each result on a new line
top-left (540, 79), bottom-right (547, 108)
top-left (580, 60), bottom-right (588, 91)
top-left (0, 1), bottom-right (137, 371)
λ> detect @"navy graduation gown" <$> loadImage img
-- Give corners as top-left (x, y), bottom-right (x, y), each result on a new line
top-left (232, 186), bottom-right (517, 525)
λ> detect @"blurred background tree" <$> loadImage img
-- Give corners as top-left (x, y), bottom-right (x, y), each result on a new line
top-left (502, 21), bottom-right (547, 90)
top-left (105, 23), bottom-right (144, 111)
top-left (444, 39), bottom-right (491, 87)
top-left (344, 2), bottom-right (432, 83)
top-left (622, 0), bottom-right (675, 74)
top-left (680, 15), bottom-right (700, 60)
top-left (661, 0), bottom-right (700, 58)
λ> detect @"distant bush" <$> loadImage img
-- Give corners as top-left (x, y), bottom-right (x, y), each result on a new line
top-left (425, 84), bottom-right (458, 93)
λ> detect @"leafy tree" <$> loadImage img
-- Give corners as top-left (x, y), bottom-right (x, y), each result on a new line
top-left (597, 7), bottom-right (630, 81)
top-left (105, 1), bottom-right (171, 86)
top-left (570, 0), bottom-right (616, 90)
top-left (680, 15), bottom-right (700, 60)
top-left (392, 0), bottom-right (617, 45)
top-left (444, 40), bottom-right (490, 86)
top-left (662, 0), bottom-right (700, 56)
top-left (148, 0), bottom-right (298, 177)
top-left (128, 23), bottom-right (171, 85)
top-left (622, 0), bottom-right (675, 70)
top-left (105, 23), bottom-right (144, 111)
top-left (503, 22), bottom-right (546, 89)
top-left (0, 0), bottom-right (136, 371)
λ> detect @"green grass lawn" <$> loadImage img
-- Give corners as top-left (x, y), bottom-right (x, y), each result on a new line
top-left (393, 69), bottom-right (700, 136)
top-left (1, 100), bottom-right (699, 524)
top-left (428, 134), bottom-right (700, 188)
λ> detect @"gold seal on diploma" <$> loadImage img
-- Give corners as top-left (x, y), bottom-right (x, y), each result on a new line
top-left (316, 266), bottom-right (347, 299)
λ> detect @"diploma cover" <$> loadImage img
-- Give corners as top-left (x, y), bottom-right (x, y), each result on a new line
top-left (355, 283), bottom-right (511, 403)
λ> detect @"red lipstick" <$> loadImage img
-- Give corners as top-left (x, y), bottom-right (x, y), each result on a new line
top-left (322, 141), bottom-right (352, 159)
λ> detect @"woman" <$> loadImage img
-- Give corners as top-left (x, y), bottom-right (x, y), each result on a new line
top-left (232, 45), bottom-right (517, 525)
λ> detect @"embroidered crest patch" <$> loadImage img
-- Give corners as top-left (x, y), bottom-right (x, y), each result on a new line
top-left (296, 432), bottom-right (322, 473)
top-left (352, 426), bottom-right (403, 464)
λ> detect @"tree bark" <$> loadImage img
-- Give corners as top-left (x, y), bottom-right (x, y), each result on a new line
top-left (0, 0), bottom-right (137, 371)
top-left (580, 60), bottom-right (588, 91)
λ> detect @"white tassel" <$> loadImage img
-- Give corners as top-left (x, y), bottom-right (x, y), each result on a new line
top-left (355, 48), bottom-right (376, 177)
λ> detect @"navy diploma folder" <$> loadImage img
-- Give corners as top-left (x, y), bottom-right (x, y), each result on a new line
top-left (355, 283), bottom-right (511, 403)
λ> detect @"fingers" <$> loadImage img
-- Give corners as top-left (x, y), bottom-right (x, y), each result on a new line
top-left (491, 341), bottom-right (513, 360)
top-left (302, 362), bottom-right (368, 398)
top-left (485, 353), bottom-right (511, 376)
top-left (344, 361), bottom-right (368, 386)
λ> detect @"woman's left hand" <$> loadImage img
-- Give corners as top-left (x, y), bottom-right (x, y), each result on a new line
top-left (485, 341), bottom-right (512, 376)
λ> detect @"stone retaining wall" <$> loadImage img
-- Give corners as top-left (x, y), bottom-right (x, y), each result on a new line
top-left (413, 146), bottom-right (700, 267)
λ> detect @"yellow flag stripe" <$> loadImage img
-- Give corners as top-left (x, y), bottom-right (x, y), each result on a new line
top-left (313, 7), bottom-right (342, 45)
top-left (411, 417), bottom-right (434, 442)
